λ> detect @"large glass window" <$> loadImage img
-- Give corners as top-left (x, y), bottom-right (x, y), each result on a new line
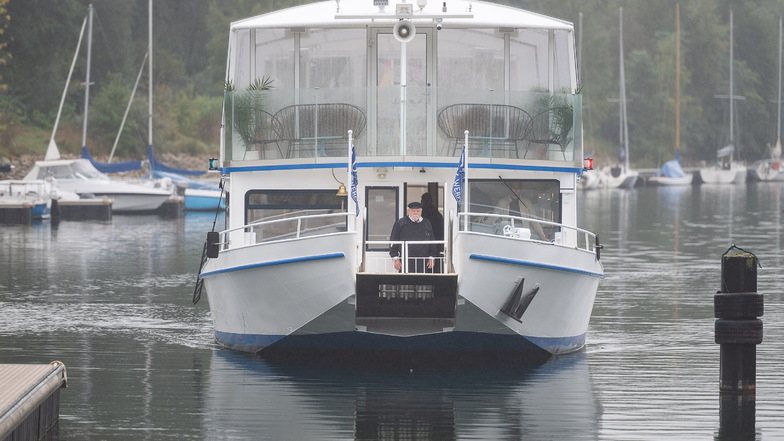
top-left (252, 29), bottom-right (295, 90)
top-left (300, 29), bottom-right (367, 90)
top-left (467, 180), bottom-right (561, 240)
top-left (244, 190), bottom-right (346, 242)
top-left (376, 32), bottom-right (429, 155)
top-left (437, 28), bottom-right (504, 94)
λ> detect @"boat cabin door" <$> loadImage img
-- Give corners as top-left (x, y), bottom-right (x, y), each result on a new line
top-left (370, 27), bottom-right (435, 156)
top-left (363, 183), bottom-right (445, 273)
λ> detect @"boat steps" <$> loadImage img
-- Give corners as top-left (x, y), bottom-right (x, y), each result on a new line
top-left (356, 273), bottom-right (458, 336)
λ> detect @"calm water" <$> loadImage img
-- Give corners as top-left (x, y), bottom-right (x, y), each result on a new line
top-left (1, 183), bottom-right (783, 440)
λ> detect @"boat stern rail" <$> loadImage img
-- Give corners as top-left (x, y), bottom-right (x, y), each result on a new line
top-left (456, 211), bottom-right (598, 253)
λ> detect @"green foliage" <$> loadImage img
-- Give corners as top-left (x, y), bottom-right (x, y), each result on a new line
top-left (0, 0), bottom-right (9, 93)
top-left (89, 72), bottom-right (144, 158)
top-left (175, 93), bottom-right (223, 154)
top-left (227, 77), bottom-right (276, 152)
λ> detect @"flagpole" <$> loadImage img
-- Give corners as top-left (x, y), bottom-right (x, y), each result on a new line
top-left (347, 130), bottom-right (353, 215)
top-left (463, 130), bottom-right (469, 214)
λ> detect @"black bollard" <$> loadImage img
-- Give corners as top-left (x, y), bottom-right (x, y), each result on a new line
top-left (714, 245), bottom-right (763, 393)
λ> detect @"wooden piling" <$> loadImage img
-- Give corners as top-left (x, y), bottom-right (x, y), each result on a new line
top-left (715, 246), bottom-right (763, 394)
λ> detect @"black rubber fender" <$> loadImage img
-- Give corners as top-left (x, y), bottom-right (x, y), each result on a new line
top-left (714, 292), bottom-right (764, 319)
top-left (714, 318), bottom-right (763, 345)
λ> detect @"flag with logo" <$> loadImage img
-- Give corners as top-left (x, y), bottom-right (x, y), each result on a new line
top-left (350, 145), bottom-right (359, 216)
top-left (452, 145), bottom-right (466, 209)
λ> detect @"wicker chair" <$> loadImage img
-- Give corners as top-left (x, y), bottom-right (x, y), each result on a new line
top-left (275, 103), bottom-right (366, 158)
top-left (437, 104), bottom-right (532, 158)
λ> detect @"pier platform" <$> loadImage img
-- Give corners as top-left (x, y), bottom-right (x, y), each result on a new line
top-left (55, 197), bottom-right (113, 221)
top-left (0, 203), bottom-right (34, 224)
top-left (0, 362), bottom-right (68, 441)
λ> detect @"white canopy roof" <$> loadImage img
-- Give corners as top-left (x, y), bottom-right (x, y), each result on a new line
top-left (231, 0), bottom-right (573, 32)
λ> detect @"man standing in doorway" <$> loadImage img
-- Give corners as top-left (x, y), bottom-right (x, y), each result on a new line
top-left (420, 193), bottom-right (444, 242)
top-left (389, 201), bottom-right (437, 273)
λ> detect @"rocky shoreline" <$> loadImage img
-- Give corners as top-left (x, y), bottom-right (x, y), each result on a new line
top-left (0, 153), bottom-right (216, 181)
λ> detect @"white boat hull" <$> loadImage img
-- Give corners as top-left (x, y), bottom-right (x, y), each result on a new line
top-left (648, 174), bottom-right (693, 186)
top-left (747, 160), bottom-right (782, 181)
top-left (184, 188), bottom-right (225, 211)
top-left (201, 231), bottom-right (602, 359)
top-left (23, 159), bottom-right (173, 212)
top-left (578, 172), bottom-right (601, 190)
top-left (698, 167), bottom-right (741, 184)
top-left (598, 166), bottom-right (639, 189)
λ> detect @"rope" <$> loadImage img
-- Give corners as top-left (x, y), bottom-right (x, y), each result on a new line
top-left (193, 179), bottom-right (225, 305)
top-left (192, 241), bottom-right (208, 304)
top-left (722, 243), bottom-right (762, 268)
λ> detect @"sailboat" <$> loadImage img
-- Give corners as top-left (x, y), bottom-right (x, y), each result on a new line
top-left (81, 1), bottom-right (224, 211)
top-left (698, 10), bottom-right (746, 184)
top-left (748, 16), bottom-right (783, 182)
top-left (599, 7), bottom-right (639, 189)
top-left (648, 3), bottom-right (693, 186)
top-left (24, 4), bottom-right (172, 213)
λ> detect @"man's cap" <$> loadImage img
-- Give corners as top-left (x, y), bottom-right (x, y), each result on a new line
top-left (408, 201), bottom-right (423, 209)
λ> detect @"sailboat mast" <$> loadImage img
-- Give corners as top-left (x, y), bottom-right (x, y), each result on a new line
top-left (148, 0), bottom-right (153, 150)
top-left (675, 3), bottom-right (681, 153)
top-left (81, 4), bottom-right (94, 150)
top-left (619, 7), bottom-right (630, 171)
top-left (729, 10), bottom-right (734, 145)
top-left (778, 16), bottom-right (782, 144)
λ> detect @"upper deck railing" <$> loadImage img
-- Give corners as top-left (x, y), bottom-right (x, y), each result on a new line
top-left (222, 86), bottom-right (581, 164)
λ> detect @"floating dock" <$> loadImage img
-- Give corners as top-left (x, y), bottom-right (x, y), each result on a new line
top-left (0, 203), bottom-right (34, 224)
top-left (54, 197), bottom-right (113, 221)
top-left (0, 362), bottom-right (68, 441)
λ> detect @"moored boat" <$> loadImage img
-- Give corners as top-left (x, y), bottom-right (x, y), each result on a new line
top-left (650, 6), bottom-right (693, 188)
top-left (197, 0), bottom-right (604, 364)
top-left (23, 158), bottom-right (171, 213)
top-left (749, 18), bottom-right (784, 182)
top-left (598, 7), bottom-right (639, 189)
top-left (699, 11), bottom-right (745, 185)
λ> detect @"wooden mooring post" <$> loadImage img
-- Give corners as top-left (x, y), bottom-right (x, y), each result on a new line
top-left (715, 245), bottom-right (763, 439)
top-left (714, 245), bottom-right (763, 393)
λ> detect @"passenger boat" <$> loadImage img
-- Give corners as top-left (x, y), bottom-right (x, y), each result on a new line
top-left (198, 0), bottom-right (604, 364)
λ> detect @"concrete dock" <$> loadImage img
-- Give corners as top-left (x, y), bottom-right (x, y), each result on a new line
top-left (0, 362), bottom-right (68, 441)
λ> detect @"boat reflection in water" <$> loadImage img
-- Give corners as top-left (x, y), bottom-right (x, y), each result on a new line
top-left (203, 350), bottom-right (600, 440)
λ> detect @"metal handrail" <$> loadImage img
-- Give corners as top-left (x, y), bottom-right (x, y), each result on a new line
top-left (218, 211), bottom-right (354, 249)
top-left (365, 240), bottom-right (447, 274)
top-left (456, 211), bottom-right (597, 252)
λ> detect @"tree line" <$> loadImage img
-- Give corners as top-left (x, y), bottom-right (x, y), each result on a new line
top-left (2, 0), bottom-right (784, 167)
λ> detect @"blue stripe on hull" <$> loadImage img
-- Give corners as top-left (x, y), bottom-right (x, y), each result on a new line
top-left (200, 252), bottom-right (345, 278)
top-left (215, 330), bottom-right (585, 357)
top-left (469, 253), bottom-right (605, 279)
